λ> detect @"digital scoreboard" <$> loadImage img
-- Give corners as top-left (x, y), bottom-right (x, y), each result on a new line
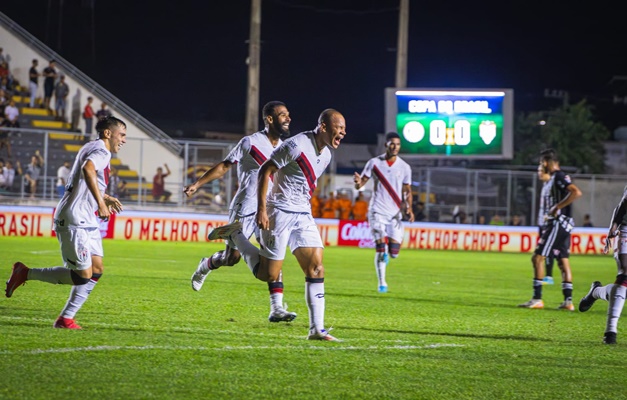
top-left (385, 88), bottom-right (514, 159)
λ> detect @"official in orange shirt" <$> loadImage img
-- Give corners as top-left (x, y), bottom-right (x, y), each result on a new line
top-left (321, 192), bottom-right (337, 219)
top-left (337, 192), bottom-right (352, 220)
top-left (310, 189), bottom-right (322, 218)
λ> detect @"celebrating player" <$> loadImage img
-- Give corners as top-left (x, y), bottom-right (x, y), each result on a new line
top-left (208, 109), bottom-right (347, 341)
top-left (184, 101), bottom-right (297, 323)
top-left (353, 132), bottom-right (414, 293)
top-left (5, 117), bottom-right (127, 329)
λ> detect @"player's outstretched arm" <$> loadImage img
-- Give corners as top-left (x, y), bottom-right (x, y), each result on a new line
top-left (183, 161), bottom-right (232, 197)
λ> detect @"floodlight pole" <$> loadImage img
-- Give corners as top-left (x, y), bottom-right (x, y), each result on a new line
top-left (245, 0), bottom-right (262, 134)
top-left (395, 0), bottom-right (409, 88)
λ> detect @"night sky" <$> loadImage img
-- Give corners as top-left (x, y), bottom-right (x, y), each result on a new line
top-left (2, 1), bottom-right (626, 143)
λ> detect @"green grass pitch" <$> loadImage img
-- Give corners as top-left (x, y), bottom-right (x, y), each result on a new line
top-left (0, 237), bottom-right (623, 399)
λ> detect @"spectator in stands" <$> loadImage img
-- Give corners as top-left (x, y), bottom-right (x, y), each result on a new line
top-left (43, 60), bottom-right (58, 111)
top-left (29, 59), bottom-right (40, 108)
top-left (478, 215), bottom-right (487, 224)
top-left (4, 99), bottom-right (19, 128)
top-left (413, 200), bottom-right (426, 222)
top-left (310, 188), bottom-right (322, 218)
top-left (0, 77), bottom-right (12, 98)
top-left (2, 159), bottom-right (20, 191)
top-left (510, 214), bottom-right (523, 226)
top-left (352, 191), bottom-right (369, 221)
top-left (83, 96), bottom-right (95, 137)
top-left (56, 160), bottom-right (71, 198)
top-left (489, 214), bottom-right (505, 226)
top-left (96, 102), bottom-right (113, 120)
top-left (118, 179), bottom-right (129, 200)
top-left (0, 48), bottom-right (5, 65)
top-left (0, 159), bottom-right (6, 190)
top-left (336, 191), bottom-right (352, 220)
top-left (107, 166), bottom-right (121, 197)
top-left (54, 75), bottom-right (70, 121)
top-left (24, 151), bottom-right (44, 199)
top-left (321, 191), bottom-right (338, 219)
top-left (0, 121), bottom-right (11, 159)
top-left (583, 214), bottom-right (593, 227)
top-left (152, 164), bottom-right (172, 202)
top-left (0, 61), bottom-right (10, 88)
top-left (453, 206), bottom-right (467, 224)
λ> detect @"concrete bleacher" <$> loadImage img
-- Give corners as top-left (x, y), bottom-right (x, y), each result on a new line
top-left (5, 91), bottom-right (153, 200)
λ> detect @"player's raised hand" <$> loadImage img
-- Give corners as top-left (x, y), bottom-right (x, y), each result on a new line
top-left (183, 183), bottom-right (198, 197)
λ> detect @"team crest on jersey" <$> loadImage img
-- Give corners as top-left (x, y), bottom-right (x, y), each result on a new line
top-left (287, 140), bottom-right (298, 150)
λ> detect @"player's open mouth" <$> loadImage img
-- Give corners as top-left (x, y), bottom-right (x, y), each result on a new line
top-left (333, 137), bottom-right (342, 146)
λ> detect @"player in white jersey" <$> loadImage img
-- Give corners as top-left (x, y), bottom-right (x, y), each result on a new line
top-left (579, 184), bottom-right (627, 344)
top-left (5, 117), bottom-right (127, 329)
top-left (353, 132), bottom-right (414, 293)
top-left (208, 109), bottom-right (347, 341)
top-left (184, 101), bottom-right (296, 322)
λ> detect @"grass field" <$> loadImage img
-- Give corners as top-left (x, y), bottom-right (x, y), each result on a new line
top-left (0, 236), bottom-right (624, 399)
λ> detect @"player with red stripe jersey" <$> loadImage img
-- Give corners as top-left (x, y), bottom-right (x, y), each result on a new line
top-left (354, 132), bottom-right (414, 293)
top-left (185, 101), bottom-right (298, 323)
top-left (5, 117), bottom-right (127, 329)
top-left (209, 109), bottom-right (347, 341)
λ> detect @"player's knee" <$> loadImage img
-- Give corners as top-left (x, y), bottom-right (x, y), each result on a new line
top-left (615, 274), bottom-right (627, 285)
top-left (70, 270), bottom-right (91, 285)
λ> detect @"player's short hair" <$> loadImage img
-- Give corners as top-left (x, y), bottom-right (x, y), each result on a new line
top-left (262, 101), bottom-right (286, 119)
top-left (385, 132), bottom-right (400, 142)
top-left (96, 116), bottom-right (126, 137)
top-left (318, 108), bottom-right (339, 126)
top-left (540, 148), bottom-right (559, 163)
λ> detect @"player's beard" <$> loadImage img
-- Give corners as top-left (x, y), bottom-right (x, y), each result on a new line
top-left (272, 118), bottom-right (290, 140)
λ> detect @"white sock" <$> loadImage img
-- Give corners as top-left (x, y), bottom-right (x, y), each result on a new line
top-left (28, 267), bottom-right (73, 284)
top-left (374, 253), bottom-right (387, 287)
top-left (595, 284), bottom-right (614, 301)
top-left (230, 231), bottom-right (259, 273)
top-left (270, 292), bottom-right (284, 312)
top-left (59, 279), bottom-right (98, 319)
top-left (606, 285), bottom-right (627, 333)
top-left (305, 280), bottom-right (325, 332)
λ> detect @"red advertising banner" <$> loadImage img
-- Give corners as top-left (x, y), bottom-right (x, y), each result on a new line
top-left (0, 206), bottom-right (610, 255)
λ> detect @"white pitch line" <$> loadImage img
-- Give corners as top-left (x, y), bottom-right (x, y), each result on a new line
top-left (0, 343), bottom-right (464, 355)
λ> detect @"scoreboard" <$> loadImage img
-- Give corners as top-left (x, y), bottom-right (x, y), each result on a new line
top-left (385, 88), bottom-right (514, 159)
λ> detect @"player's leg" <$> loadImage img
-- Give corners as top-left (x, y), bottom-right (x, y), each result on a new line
top-left (556, 257), bottom-right (574, 311)
top-left (55, 228), bottom-right (104, 329)
top-left (5, 228), bottom-right (93, 298)
top-left (381, 216), bottom-right (404, 293)
top-left (518, 230), bottom-right (550, 308)
top-left (369, 212), bottom-right (388, 293)
top-left (290, 218), bottom-right (339, 341)
top-left (259, 209), bottom-right (296, 322)
top-left (604, 244), bottom-right (627, 344)
top-left (543, 254), bottom-right (555, 285)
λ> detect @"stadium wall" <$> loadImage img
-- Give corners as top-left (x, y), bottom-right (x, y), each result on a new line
top-left (0, 206), bottom-right (609, 255)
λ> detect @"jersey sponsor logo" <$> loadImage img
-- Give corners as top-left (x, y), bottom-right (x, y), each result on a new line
top-left (373, 165), bottom-right (402, 208)
top-left (296, 153), bottom-right (316, 196)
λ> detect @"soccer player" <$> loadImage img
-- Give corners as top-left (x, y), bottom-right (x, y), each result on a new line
top-left (537, 164), bottom-right (556, 285)
top-left (208, 108), bottom-right (347, 341)
top-left (5, 116), bottom-right (127, 329)
top-left (519, 149), bottom-right (581, 310)
top-left (184, 101), bottom-right (297, 323)
top-left (578, 184), bottom-right (627, 344)
top-left (353, 132), bottom-right (414, 293)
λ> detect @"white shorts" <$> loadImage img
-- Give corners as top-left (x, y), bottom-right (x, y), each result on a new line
top-left (56, 227), bottom-right (103, 270)
top-left (368, 211), bottom-right (404, 243)
top-left (259, 207), bottom-right (323, 261)
top-left (614, 227), bottom-right (627, 275)
top-left (225, 210), bottom-right (258, 248)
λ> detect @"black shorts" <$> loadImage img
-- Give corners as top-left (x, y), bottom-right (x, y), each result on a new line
top-left (535, 215), bottom-right (573, 259)
top-left (44, 82), bottom-right (54, 97)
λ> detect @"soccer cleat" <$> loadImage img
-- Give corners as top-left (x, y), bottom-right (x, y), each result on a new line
top-left (542, 276), bottom-right (554, 285)
top-left (557, 300), bottom-right (575, 311)
top-left (53, 316), bottom-right (82, 330)
top-left (378, 285), bottom-right (388, 293)
top-left (268, 304), bottom-right (297, 323)
top-left (191, 258), bottom-right (210, 291)
top-left (578, 281), bottom-right (602, 312)
top-left (518, 299), bottom-right (544, 309)
top-left (603, 331), bottom-right (617, 345)
top-left (5, 262), bottom-right (29, 298)
top-left (207, 221), bottom-right (243, 241)
top-left (307, 328), bottom-right (341, 342)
